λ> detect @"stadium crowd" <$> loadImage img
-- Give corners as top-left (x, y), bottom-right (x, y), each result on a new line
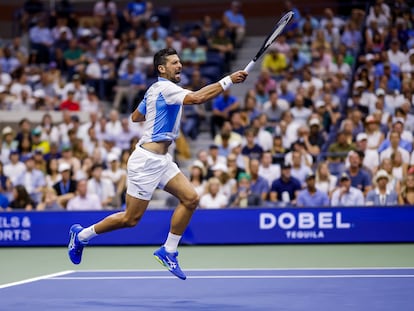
top-left (1, 0), bottom-right (414, 211)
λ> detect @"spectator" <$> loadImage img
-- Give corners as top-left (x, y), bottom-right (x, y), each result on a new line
top-left (305, 118), bottom-right (326, 159)
top-left (29, 17), bottom-right (53, 64)
top-left (211, 162), bottom-right (236, 201)
top-left (93, 0), bottom-right (118, 31)
top-left (327, 130), bottom-right (355, 163)
top-left (259, 151), bottom-right (280, 187)
top-left (180, 36), bottom-right (207, 72)
top-left (352, 132), bottom-right (380, 174)
top-left (331, 172), bottom-right (365, 206)
top-left (81, 86), bottom-right (102, 113)
top-left (85, 52), bottom-right (116, 101)
top-left (345, 150), bottom-right (373, 195)
top-left (222, 1), bottom-right (246, 48)
top-left (315, 161), bottom-right (338, 197)
top-left (391, 150), bottom-right (407, 182)
top-left (0, 46), bottom-right (20, 74)
top-left (113, 62), bottom-right (146, 113)
top-left (209, 25), bottom-right (234, 72)
top-left (269, 163), bottom-right (302, 206)
top-left (45, 158), bottom-right (61, 188)
top-left (116, 117), bottom-right (139, 151)
top-left (188, 160), bottom-right (207, 197)
top-left (248, 158), bottom-right (269, 201)
top-left (261, 46), bottom-right (287, 77)
top-left (8, 184), bottom-right (36, 211)
top-left (398, 174), bottom-right (414, 205)
top-left (37, 187), bottom-right (64, 210)
top-left (53, 162), bottom-right (77, 206)
top-left (228, 172), bottom-right (262, 208)
top-left (199, 177), bottom-right (228, 209)
top-left (67, 178), bottom-right (103, 211)
top-left (210, 90), bottom-right (240, 138)
top-left (0, 126), bottom-right (18, 165)
top-left (31, 127), bottom-right (50, 155)
top-left (15, 154), bottom-right (45, 204)
top-left (87, 163), bottom-right (115, 209)
top-left (289, 150), bottom-right (313, 186)
top-left (0, 160), bottom-right (12, 199)
top-left (380, 131), bottom-right (410, 165)
top-left (102, 153), bottom-right (126, 207)
top-left (39, 113), bottom-right (60, 146)
top-left (58, 144), bottom-right (80, 176)
top-left (364, 115), bottom-right (385, 150)
top-left (3, 150), bottom-right (26, 185)
top-left (226, 151), bottom-right (246, 181)
top-left (297, 172), bottom-right (330, 207)
top-left (60, 89), bottom-right (80, 111)
top-left (262, 90), bottom-right (289, 124)
top-left (123, 0), bottom-right (152, 29)
top-left (145, 15), bottom-right (168, 41)
top-left (241, 127), bottom-right (263, 161)
top-left (63, 39), bottom-right (85, 77)
top-left (366, 169), bottom-right (398, 206)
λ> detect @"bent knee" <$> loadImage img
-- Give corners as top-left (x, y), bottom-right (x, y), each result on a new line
top-left (122, 214), bottom-right (142, 227)
top-left (182, 193), bottom-right (200, 210)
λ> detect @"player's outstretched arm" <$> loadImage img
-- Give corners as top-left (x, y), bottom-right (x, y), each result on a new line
top-left (183, 70), bottom-right (248, 105)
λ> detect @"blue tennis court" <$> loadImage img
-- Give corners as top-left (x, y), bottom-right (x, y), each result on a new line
top-left (1, 268), bottom-right (413, 311)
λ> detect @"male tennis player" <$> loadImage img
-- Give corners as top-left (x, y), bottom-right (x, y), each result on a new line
top-left (68, 48), bottom-right (248, 280)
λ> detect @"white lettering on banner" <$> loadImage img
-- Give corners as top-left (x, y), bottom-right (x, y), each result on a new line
top-left (298, 213), bottom-right (315, 229)
top-left (0, 216), bottom-right (32, 242)
top-left (0, 229), bottom-right (31, 241)
top-left (259, 211), bottom-right (351, 240)
top-left (0, 216), bottom-right (20, 228)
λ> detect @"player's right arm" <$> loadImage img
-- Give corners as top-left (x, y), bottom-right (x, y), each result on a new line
top-left (183, 70), bottom-right (248, 105)
top-left (131, 96), bottom-right (146, 122)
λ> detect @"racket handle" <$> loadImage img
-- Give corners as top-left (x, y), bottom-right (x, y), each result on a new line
top-left (244, 61), bottom-right (255, 73)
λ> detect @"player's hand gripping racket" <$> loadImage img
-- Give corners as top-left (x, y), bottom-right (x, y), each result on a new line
top-left (244, 11), bottom-right (294, 73)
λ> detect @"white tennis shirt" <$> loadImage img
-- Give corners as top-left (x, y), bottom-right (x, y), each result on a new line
top-left (137, 77), bottom-right (191, 144)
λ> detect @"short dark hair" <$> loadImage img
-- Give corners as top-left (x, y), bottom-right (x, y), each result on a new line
top-left (153, 48), bottom-right (178, 74)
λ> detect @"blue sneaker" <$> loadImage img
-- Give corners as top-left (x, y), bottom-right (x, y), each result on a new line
top-left (68, 224), bottom-right (87, 265)
top-left (153, 246), bottom-right (186, 280)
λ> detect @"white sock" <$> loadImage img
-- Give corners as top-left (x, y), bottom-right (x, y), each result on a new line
top-left (164, 232), bottom-right (182, 253)
top-left (78, 225), bottom-right (98, 242)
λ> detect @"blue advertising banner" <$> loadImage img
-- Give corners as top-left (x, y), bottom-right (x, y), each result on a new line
top-left (0, 207), bottom-right (414, 246)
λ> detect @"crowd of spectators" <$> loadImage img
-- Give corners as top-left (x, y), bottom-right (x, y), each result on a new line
top-left (2, 0), bottom-right (414, 211)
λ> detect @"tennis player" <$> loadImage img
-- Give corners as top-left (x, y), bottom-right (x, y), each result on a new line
top-left (68, 48), bottom-right (248, 280)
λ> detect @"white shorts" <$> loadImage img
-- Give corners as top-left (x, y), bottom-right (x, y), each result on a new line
top-left (126, 145), bottom-right (180, 200)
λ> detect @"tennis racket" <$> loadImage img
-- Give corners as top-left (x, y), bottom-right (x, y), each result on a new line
top-left (243, 11), bottom-right (294, 73)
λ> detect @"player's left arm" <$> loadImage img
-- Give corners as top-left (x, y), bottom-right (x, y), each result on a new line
top-left (183, 70), bottom-right (248, 105)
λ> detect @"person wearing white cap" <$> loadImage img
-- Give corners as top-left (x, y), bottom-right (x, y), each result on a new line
top-left (348, 132), bottom-right (379, 174)
top-left (365, 170), bottom-right (398, 206)
top-left (0, 126), bottom-right (18, 165)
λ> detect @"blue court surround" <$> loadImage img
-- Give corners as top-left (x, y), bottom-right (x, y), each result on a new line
top-left (1, 268), bottom-right (413, 311)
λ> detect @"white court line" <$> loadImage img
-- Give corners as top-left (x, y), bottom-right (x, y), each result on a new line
top-left (50, 274), bottom-right (414, 280)
top-left (73, 267), bottom-right (414, 273)
top-left (0, 270), bottom-right (74, 289)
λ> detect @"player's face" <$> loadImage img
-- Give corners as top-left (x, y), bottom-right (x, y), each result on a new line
top-left (161, 54), bottom-right (182, 83)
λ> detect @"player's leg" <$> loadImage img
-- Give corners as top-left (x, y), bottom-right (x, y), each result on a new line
top-left (153, 171), bottom-right (199, 280)
top-left (69, 146), bottom-right (163, 265)
top-left (68, 195), bottom-right (150, 265)
top-left (163, 172), bottom-right (199, 236)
